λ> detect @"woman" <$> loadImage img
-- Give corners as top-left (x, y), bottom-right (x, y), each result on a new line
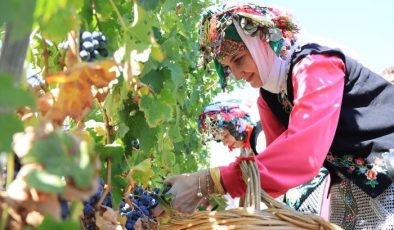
top-left (165, 2), bottom-right (394, 229)
top-left (199, 99), bottom-right (329, 217)
top-left (198, 99), bottom-right (263, 154)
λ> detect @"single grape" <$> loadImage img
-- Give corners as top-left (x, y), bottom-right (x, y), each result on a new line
top-left (82, 41), bottom-right (94, 52)
top-left (92, 31), bottom-right (102, 40)
top-left (98, 48), bottom-right (109, 57)
top-left (92, 39), bottom-right (99, 49)
top-left (81, 31), bottom-right (92, 42)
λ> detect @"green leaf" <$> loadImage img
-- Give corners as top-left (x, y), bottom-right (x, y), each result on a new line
top-left (127, 158), bottom-right (154, 186)
top-left (168, 124), bottom-right (183, 143)
top-left (0, 0), bottom-right (35, 39)
top-left (95, 143), bottom-right (124, 161)
top-left (22, 131), bottom-right (94, 190)
top-left (141, 68), bottom-right (171, 93)
top-left (36, 2), bottom-right (80, 43)
top-left (158, 151), bottom-right (175, 171)
top-left (139, 95), bottom-right (173, 127)
top-left (37, 216), bottom-right (80, 230)
top-left (209, 195), bottom-right (228, 211)
top-left (125, 111), bottom-right (158, 153)
top-left (69, 200), bottom-right (83, 221)
top-left (161, 0), bottom-right (180, 14)
top-left (104, 77), bottom-right (129, 120)
top-left (25, 169), bottom-right (66, 193)
top-left (162, 60), bottom-right (184, 86)
top-left (159, 87), bottom-right (177, 105)
top-left (94, 0), bottom-right (113, 19)
top-left (137, 0), bottom-right (159, 11)
top-left (0, 113), bottom-right (23, 152)
top-left (111, 175), bottom-right (128, 207)
top-left (127, 6), bottom-right (153, 52)
top-left (0, 74), bottom-right (35, 110)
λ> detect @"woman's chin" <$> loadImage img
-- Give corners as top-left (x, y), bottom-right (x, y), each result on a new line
top-left (249, 82), bottom-right (262, 88)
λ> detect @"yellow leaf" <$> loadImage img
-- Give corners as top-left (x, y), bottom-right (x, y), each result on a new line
top-left (126, 159), bottom-right (154, 187)
top-left (45, 60), bottom-right (118, 123)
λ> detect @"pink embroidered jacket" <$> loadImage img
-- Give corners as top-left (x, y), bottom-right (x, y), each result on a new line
top-left (220, 54), bottom-right (346, 198)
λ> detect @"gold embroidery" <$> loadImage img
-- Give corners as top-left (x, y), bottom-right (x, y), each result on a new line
top-left (217, 40), bottom-right (247, 62)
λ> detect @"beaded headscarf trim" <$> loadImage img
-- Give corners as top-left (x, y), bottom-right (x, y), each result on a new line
top-left (216, 40), bottom-right (247, 63)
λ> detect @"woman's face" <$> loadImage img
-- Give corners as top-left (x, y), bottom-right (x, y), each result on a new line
top-left (219, 46), bottom-right (262, 88)
top-left (221, 129), bottom-right (244, 148)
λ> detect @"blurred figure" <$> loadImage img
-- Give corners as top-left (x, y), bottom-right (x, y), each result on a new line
top-left (381, 66), bottom-right (394, 84)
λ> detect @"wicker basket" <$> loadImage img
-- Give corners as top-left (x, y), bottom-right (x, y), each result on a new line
top-left (160, 149), bottom-right (342, 230)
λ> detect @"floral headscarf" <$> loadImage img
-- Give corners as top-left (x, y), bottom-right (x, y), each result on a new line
top-left (199, 2), bottom-right (300, 91)
top-left (198, 99), bottom-right (254, 144)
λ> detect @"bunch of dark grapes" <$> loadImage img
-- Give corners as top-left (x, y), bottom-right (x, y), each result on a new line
top-left (79, 30), bottom-right (109, 62)
top-left (82, 178), bottom-right (112, 230)
top-left (120, 187), bottom-right (160, 230)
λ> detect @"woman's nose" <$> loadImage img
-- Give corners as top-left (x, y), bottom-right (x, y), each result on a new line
top-left (233, 70), bottom-right (244, 81)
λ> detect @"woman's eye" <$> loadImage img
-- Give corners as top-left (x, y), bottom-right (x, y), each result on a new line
top-left (233, 56), bottom-right (243, 65)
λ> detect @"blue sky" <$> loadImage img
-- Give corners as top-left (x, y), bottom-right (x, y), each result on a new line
top-left (233, 0), bottom-right (394, 74)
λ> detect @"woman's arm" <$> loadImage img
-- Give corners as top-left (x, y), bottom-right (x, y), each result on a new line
top-left (220, 54), bottom-right (346, 197)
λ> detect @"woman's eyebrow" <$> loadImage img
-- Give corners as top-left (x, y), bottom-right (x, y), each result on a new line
top-left (230, 52), bottom-right (243, 63)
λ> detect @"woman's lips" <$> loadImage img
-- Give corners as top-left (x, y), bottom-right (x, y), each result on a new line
top-left (244, 74), bottom-right (252, 82)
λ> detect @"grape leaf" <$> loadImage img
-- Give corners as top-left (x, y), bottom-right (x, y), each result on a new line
top-left (162, 60), bottom-right (184, 86)
top-left (168, 124), bottom-right (183, 143)
top-left (157, 151), bottom-right (175, 171)
top-left (25, 169), bottom-right (66, 193)
top-left (126, 158), bottom-right (154, 187)
top-left (0, 0), bottom-right (35, 39)
top-left (137, 0), bottom-right (159, 11)
top-left (37, 216), bottom-right (80, 230)
top-left (46, 60), bottom-right (118, 123)
top-left (0, 113), bottom-right (23, 152)
top-left (0, 74), bottom-right (35, 110)
top-left (140, 68), bottom-right (171, 93)
top-left (36, 1), bottom-right (80, 43)
top-left (103, 77), bottom-right (129, 120)
top-left (95, 143), bottom-right (124, 162)
top-left (138, 95), bottom-right (173, 127)
top-left (22, 131), bottom-right (94, 190)
top-left (123, 109), bottom-right (158, 153)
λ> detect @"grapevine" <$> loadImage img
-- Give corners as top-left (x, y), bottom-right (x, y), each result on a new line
top-left (0, 0), bottom-right (221, 229)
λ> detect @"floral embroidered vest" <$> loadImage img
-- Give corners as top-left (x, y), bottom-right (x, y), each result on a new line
top-left (260, 43), bottom-right (394, 198)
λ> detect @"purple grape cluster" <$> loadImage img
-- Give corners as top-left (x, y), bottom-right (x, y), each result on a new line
top-left (79, 30), bottom-right (108, 62)
top-left (82, 178), bottom-right (112, 230)
top-left (119, 187), bottom-right (160, 230)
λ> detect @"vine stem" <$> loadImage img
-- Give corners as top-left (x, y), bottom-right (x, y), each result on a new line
top-left (95, 108), bottom-right (113, 208)
top-left (90, 0), bottom-right (101, 30)
top-left (95, 158), bottom-right (112, 208)
top-left (108, 0), bottom-right (128, 31)
top-left (103, 108), bottom-right (112, 144)
top-left (40, 35), bottom-right (49, 78)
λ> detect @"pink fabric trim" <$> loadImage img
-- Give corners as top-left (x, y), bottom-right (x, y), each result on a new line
top-left (220, 54), bottom-right (346, 198)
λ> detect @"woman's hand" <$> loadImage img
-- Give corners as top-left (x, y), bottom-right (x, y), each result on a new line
top-left (164, 169), bottom-right (211, 214)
